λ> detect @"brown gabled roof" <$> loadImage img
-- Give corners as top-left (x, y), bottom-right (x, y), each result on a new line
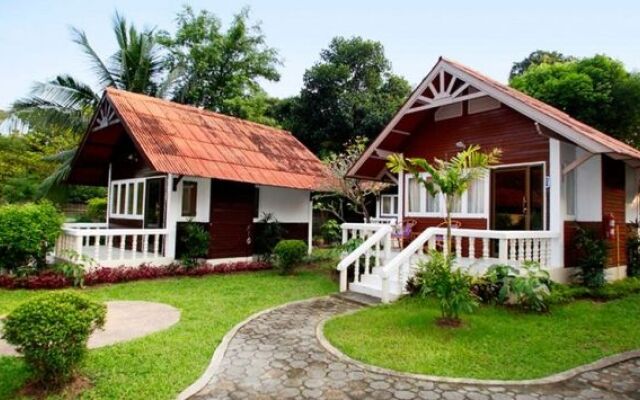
top-left (442, 57), bottom-right (640, 161)
top-left (93, 88), bottom-right (328, 190)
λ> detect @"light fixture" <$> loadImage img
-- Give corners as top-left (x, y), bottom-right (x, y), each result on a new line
top-left (455, 141), bottom-right (466, 149)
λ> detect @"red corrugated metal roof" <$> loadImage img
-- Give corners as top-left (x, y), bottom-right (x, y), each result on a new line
top-left (104, 88), bottom-right (329, 190)
top-left (441, 57), bottom-right (640, 160)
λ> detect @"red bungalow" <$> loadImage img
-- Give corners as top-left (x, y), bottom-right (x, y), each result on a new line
top-left (55, 88), bottom-right (328, 267)
top-left (339, 57), bottom-right (640, 302)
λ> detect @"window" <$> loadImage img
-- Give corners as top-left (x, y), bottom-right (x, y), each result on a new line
top-left (407, 176), bottom-right (422, 213)
top-left (181, 181), bottom-right (198, 217)
top-left (405, 173), bottom-right (487, 217)
top-left (254, 186), bottom-right (260, 219)
top-left (425, 180), bottom-right (440, 213)
top-left (448, 194), bottom-right (462, 213)
top-left (565, 168), bottom-right (576, 217)
top-left (468, 174), bottom-right (485, 214)
top-left (110, 178), bottom-right (146, 219)
top-left (381, 194), bottom-right (398, 216)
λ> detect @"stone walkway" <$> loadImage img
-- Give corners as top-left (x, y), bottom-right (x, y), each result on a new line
top-left (192, 297), bottom-right (640, 400)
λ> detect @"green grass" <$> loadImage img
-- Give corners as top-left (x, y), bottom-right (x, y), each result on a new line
top-left (0, 264), bottom-right (336, 399)
top-left (324, 294), bottom-right (640, 380)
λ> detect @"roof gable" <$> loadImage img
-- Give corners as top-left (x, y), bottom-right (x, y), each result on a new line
top-left (73, 88), bottom-right (328, 190)
top-left (349, 57), bottom-right (640, 178)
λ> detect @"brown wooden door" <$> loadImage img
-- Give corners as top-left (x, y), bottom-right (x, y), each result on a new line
top-left (208, 180), bottom-right (256, 258)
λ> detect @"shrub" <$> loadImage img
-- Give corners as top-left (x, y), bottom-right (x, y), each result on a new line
top-left (574, 226), bottom-right (608, 288)
top-left (0, 202), bottom-right (63, 272)
top-left (273, 240), bottom-right (307, 275)
top-left (496, 262), bottom-right (551, 312)
top-left (254, 213), bottom-right (285, 261)
top-left (417, 250), bottom-right (478, 325)
top-left (177, 221), bottom-right (209, 268)
top-left (320, 219), bottom-right (341, 245)
top-left (85, 197), bottom-right (108, 222)
top-left (626, 227), bottom-right (640, 278)
top-left (1, 292), bottom-right (106, 388)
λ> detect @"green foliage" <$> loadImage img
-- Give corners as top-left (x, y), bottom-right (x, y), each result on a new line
top-left (158, 6), bottom-right (281, 116)
top-left (416, 251), bottom-right (478, 324)
top-left (510, 54), bottom-right (640, 147)
top-left (573, 225), bottom-right (608, 288)
top-left (509, 50), bottom-right (575, 78)
top-left (278, 36), bottom-right (411, 153)
top-left (320, 219), bottom-right (341, 245)
top-left (487, 262), bottom-right (551, 312)
top-left (273, 240), bottom-right (307, 275)
top-left (254, 212), bottom-right (285, 260)
top-left (1, 292), bottom-right (106, 388)
top-left (626, 227), bottom-right (640, 277)
top-left (0, 202), bottom-right (63, 272)
top-left (85, 197), bottom-right (107, 222)
top-left (53, 250), bottom-right (93, 288)
top-left (177, 221), bottom-right (210, 268)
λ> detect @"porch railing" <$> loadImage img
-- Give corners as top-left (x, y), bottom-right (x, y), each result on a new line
top-left (337, 223), bottom-right (393, 292)
top-left (55, 223), bottom-right (170, 268)
top-left (379, 227), bottom-right (559, 303)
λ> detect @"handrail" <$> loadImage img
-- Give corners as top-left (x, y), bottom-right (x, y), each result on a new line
top-left (63, 227), bottom-right (169, 236)
top-left (337, 225), bottom-right (393, 271)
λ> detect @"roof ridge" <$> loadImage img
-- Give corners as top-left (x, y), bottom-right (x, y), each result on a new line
top-left (105, 87), bottom-right (293, 137)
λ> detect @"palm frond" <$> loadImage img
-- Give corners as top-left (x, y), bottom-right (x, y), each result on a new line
top-left (37, 149), bottom-right (76, 197)
top-left (71, 27), bottom-right (117, 88)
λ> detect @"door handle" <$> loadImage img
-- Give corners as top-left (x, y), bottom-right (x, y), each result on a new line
top-left (522, 196), bottom-right (528, 215)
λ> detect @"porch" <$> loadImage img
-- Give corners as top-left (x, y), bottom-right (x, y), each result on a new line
top-left (55, 223), bottom-right (172, 268)
top-left (338, 223), bottom-right (560, 302)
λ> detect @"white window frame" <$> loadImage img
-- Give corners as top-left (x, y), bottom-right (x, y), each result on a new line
top-left (404, 172), bottom-right (489, 219)
top-left (564, 167), bottom-right (577, 221)
top-left (380, 194), bottom-right (399, 217)
top-left (109, 178), bottom-right (146, 220)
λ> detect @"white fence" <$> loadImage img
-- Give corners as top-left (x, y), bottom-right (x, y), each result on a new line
top-left (55, 223), bottom-right (171, 268)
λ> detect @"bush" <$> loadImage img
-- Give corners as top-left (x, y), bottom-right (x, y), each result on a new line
top-left (85, 197), bottom-right (108, 222)
top-left (497, 262), bottom-right (551, 312)
top-left (177, 221), bottom-right (209, 268)
top-left (320, 219), bottom-right (341, 245)
top-left (254, 213), bottom-right (285, 261)
top-left (417, 251), bottom-right (478, 325)
top-left (574, 225), bottom-right (608, 288)
top-left (626, 227), bottom-right (640, 278)
top-left (0, 202), bottom-right (63, 272)
top-left (1, 292), bottom-right (106, 388)
top-left (273, 240), bottom-right (307, 275)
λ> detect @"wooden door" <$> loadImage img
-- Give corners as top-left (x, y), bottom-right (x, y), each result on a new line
top-left (208, 180), bottom-right (256, 258)
top-left (491, 165), bottom-right (544, 231)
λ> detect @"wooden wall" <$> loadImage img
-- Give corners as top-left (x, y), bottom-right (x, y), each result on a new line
top-left (602, 156), bottom-right (627, 266)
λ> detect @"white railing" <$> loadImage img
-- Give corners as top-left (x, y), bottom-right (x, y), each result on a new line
top-left (379, 227), bottom-right (559, 303)
top-left (55, 224), bottom-right (170, 268)
top-left (368, 217), bottom-right (398, 225)
top-left (338, 223), bottom-right (393, 293)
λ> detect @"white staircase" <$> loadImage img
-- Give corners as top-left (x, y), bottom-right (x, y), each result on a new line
top-left (338, 223), bottom-right (559, 303)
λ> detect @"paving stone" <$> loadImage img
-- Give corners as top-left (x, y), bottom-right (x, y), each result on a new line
top-left (190, 297), bottom-right (640, 400)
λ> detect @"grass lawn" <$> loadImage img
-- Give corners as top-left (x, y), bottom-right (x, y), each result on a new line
top-left (0, 262), bottom-right (337, 399)
top-left (324, 294), bottom-right (640, 380)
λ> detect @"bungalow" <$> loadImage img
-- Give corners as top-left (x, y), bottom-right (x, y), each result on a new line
top-left (55, 88), bottom-right (328, 267)
top-left (338, 57), bottom-right (640, 302)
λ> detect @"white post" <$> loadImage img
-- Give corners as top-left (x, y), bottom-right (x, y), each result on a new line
top-left (549, 138), bottom-right (564, 268)
top-left (106, 163), bottom-right (112, 226)
top-left (397, 169), bottom-right (404, 227)
top-left (307, 196), bottom-right (313, 255)
top-left (165, 174), bottom-right (177, 260)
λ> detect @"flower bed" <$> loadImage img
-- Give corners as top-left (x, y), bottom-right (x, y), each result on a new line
top-left (0, 261), bottom-right (272, 290)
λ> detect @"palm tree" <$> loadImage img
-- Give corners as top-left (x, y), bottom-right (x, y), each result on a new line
top-left (387, 145), bottom-right (501, 253)
top-left (12, 12), bottom-right (165, 195)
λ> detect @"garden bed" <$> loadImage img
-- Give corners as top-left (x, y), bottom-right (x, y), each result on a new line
top-left (323, 292), bottom-right (640, 380)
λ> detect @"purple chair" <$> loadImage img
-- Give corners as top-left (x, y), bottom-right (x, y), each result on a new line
top-left (391, 219), bottom-right (417, 248)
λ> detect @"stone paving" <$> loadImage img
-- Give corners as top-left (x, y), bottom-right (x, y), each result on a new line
top-left (192, 297), bottom-right (640, 400)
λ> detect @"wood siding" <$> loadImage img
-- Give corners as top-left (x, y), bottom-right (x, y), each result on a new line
top-left (254, 223), bottom-right (309, 244)
top-left (602, 156), bottom-right (627, 267)
top-left (208, 180), bottom-right (256, 259)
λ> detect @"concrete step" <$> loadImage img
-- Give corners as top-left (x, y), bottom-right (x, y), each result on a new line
top-left (332, 291), bottom-right (381, 306)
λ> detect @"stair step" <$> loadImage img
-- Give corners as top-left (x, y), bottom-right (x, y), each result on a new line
top-left (332, 291), bottom-right (381, 306)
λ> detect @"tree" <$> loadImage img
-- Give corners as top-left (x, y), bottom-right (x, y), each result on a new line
top-left (281, 36), bottom-right (411, 154)
top-left (509, 50), bottom-right (575, 79)
top-left (387, 145), bottom-right (500, 252)
top-left (11, 12), bottom-right (165, 196)
top-left (315, 136), bottom-right (388, 222)
top-left (510, 55), bottom-right (640, 146)
top-left (158, 6), bottom-right (281, 116)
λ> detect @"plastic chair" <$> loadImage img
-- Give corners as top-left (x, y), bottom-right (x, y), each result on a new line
top-left (391, 219), bottom-right (417, 248)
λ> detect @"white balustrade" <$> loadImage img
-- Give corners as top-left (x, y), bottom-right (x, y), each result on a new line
top-left (54, 223), bottom-right (170, 268)
top-left (337, 223), bottom-right (393, 293)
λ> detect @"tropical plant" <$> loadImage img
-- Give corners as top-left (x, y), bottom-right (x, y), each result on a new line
top-left (1, 292), bottom-right (106, 388)
top-left (416, 251), bottom-right (478, 326)
top-left (320, 219), bottom-right (342, 245)
top-left (387, 145), bottom-right (500, 252)
top-left (273, 239), bottom-right (307, 275)
top-left (573, 225), bottom-right (608, 288)
top-left (315, 136), bottom-right (389, 221)
top-left (253, 212), bottom-right (286, 260)
top-left (627, 225), bottom-right (640, 278)
top-left (177, 221), bottom-right (210, 268)
top-left (85, 197), bottom-right (108, 222)
top-left (488, 262), bottom-right (551, 312)
top-left (12, 12), bottom-right (165, 195)
top-left (53, 250), bottom-right (94, 288)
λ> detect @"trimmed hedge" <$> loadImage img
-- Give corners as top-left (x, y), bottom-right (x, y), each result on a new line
top-left (0, 261), bottom-right (272, 290)
top-left (0, 202), bottom-right (63, 272)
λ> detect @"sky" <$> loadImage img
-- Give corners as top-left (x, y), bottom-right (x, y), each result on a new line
top-left (1, 1), bottom-right (639, 109)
